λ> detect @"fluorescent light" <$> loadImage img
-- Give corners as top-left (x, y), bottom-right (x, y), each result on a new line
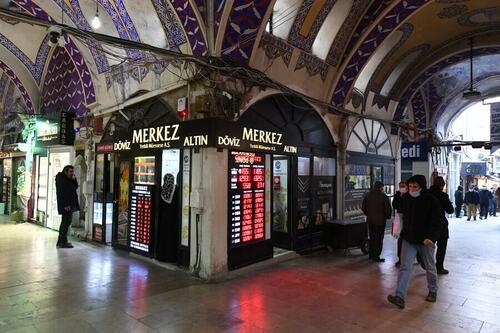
top-left (483, 96), bottom-right (500, 104)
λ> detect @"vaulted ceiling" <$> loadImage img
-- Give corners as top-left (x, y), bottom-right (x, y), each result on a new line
top-left (1, 0), bottom-right (499, 139)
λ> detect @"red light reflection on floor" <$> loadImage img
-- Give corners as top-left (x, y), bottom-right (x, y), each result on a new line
top-left (231, 283), bottom-right (266, 331)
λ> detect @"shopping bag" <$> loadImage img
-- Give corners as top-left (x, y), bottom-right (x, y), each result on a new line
top-left (391, 211), bottom-right (403, 238)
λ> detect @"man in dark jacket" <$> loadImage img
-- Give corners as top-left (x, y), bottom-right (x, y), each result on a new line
top-left (429, 177), bottom-right (454, 275)
top-left (387, 175), bottom-right (442, 309)
top-left (362, 181), bottom-right (392, 262)
top-left (464, 187), bottom-right (480, 221)
top-left (454, 186), bottom-right (464, 218)
top-left (479, 186), bottom-right (492, 220)
top-left (55, 165), bottom-right (80, 248)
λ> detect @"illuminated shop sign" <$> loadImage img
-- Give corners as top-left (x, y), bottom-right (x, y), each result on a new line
top-left (130, 184), bottom-right (153, 253)
top-left (98, 119), bottom-right (298, 155)
top-left (229, 151), bottom-right (266, 247)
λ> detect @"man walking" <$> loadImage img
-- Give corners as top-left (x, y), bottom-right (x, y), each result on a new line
top-left (55, 165), bottom-right (80, 248)
top-left (429, 177), bottom-right (454, 275)
top-left (479, 186), bottom-right (491, 220)
top-left (362, 181), bottom-right (392, 262)
top-left (464, 187), bottom-right (479, 221)
top-left (454, 186), bottom-right (464, 218)
top-left (387, 175), bottom-right (442, 309)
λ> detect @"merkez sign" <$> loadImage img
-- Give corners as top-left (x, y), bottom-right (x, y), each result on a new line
top-left (401, 141), bottom-right (428, 161)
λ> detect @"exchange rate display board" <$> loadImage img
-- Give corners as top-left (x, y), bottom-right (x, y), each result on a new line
top-left (129, 184), bottom-right (153, 253)
top-left (229, 151), bottom-right (266, 247)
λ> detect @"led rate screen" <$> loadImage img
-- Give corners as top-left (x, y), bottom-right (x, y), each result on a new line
top-left (229, 151), bottom-right (266, 247)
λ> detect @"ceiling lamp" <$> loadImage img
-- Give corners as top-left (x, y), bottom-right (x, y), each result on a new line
top-left (91, 2), bottom-right (101, 29)
top-left (462, 37), bottom-right (482, 100)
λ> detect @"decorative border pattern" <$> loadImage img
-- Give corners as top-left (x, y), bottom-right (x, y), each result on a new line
top-left (170, 0), bottom-right (207, 56)
top-left (287, 0), bottom-right (337, 51)
top-left (325, 0), bottom-right (370, 67)
top-left (259, 32), bottom-right (294, 66)
top-left (295, 51), bottom-right (330, 81)
top-left (411, 89), bottom-right (427, 130)
top-left (0, 73), bottom-right (9, 105)
top-left (437, 4), bottom-right (468, 19)
top-left (391, 46), bottom-right (500, 133)
top-left (0, 60), bottom-right (34, 113)
top-left (3, 82), bottom-right (16, 114)
top-left (331, 0), bottom-right (430, 106)
top-left (151, 0), bottom-right (187, 48)
top-left (221, 0), bottom-right (271, 64)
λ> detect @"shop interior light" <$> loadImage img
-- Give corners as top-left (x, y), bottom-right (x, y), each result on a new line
top-left (483, 96), bottom-right (500, 105)
top-left (91, 2), bottom-right (101, 30)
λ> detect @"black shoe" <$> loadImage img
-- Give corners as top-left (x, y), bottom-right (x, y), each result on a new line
top-left (474, 217), bottom-right (477, 221)
top-left (395, 260), bottom-right (401, 267)
top-left (57, 243), bottom-right (74, 248)
top-left (387, 295), bottom-right (405, 309)
top-left (372, 257), bottom-right (385, 263)
top-left (437, 268), bottom-right (449, 275)
top-left (467, 218), bottom-right (470, 221)
top-left (426, 291), bottom-right (437, 302)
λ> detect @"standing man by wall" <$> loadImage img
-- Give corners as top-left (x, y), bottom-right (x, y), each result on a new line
top-left (479, 186), bottom-right (491, 220)
top-left (454, 186), bottom-right (464, 218)
top-left (362, 181), bottom-right (392, 263)
top-left (55, 165), bottom-right (80, 248)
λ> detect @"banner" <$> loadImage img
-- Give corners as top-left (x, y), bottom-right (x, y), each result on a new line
top-left (491, 103), bottom-right (500, 153)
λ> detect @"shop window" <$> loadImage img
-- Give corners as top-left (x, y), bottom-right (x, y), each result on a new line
top-left (313, 157), bottom-right (336, 225)
top-left (297, 157), bottom-right (311, 233)
top-left (134, 156), bottom-right (156, 185)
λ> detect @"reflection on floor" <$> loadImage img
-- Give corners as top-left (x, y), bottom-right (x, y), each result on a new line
top-left (1, 217), bottom-right (500, 332)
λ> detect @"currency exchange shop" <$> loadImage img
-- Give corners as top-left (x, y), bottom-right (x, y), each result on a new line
top-left (94, 94), bottom-right (337, 272)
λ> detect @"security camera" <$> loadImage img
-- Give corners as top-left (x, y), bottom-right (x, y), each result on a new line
top-left (47, 26), bottom-right (65, 47)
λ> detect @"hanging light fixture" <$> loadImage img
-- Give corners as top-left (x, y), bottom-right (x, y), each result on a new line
top-left (91, 1), bottom-right (101, 29)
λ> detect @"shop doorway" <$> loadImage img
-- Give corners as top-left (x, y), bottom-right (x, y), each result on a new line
top-left (46, 150), bottom-right (72, 230)
top-left (272, 155), bottom-right (291, 248)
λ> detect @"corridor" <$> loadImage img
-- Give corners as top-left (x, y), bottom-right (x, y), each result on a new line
top-left (1, 218), bottom-right (500, 333)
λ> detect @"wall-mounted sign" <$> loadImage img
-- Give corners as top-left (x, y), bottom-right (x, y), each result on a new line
top-left (129, 184), bottom-right (153, 253)
top-left (460, 162), bottom-right (487, 176)
top-left (401, 141), bottom-right (428, 161)
top-left (36, 121), bottom-right (59, 144)
top-left (101, 119), bottom-right (298, 155)
top-left (59, 111), bottom-right (75, 146)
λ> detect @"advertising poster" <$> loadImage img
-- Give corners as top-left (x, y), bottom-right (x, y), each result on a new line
top-left (344, 165), bottom-right (371, 222)
top-left (272, 158), bottom-right (288, 233)
top-left (117, 161), bottom-right (130, 242)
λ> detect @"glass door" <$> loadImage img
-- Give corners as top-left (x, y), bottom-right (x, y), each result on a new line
top-left (272, 155), bottom-right (291, 249)
top-left (47, 152), bottom-right (71, 230)
top-left (113, 154), bottom-right (132, 248)
top-left (93, 153), bottom-right (115, 243)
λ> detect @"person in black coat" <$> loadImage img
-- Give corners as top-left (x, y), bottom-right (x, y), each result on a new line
top-left (479, 186), bottom-right (492, 220)
top-left (429, 177), bottom-right (454, 275)
top-left (387, 174), bottom-right (442, 308)
top-left (55, 165), bottom-right (80, 248)
top-left (362, 181), bottom-right (392, 262)
top-left (454, 186), bottom-right (464, 218)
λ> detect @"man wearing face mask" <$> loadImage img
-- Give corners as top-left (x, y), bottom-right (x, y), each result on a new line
top-left (392, 181), bottom-right (407, 267)
top-left (362, 181), bottom-right (392, 262)
top-left (387, 175), bottom-right (442, 309)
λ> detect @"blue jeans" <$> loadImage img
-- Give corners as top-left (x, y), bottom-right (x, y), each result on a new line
top-left (395, 240), bottom-right (438, 299)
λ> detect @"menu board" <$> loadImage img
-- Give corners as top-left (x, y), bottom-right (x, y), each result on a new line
top-left (229, 151), bottom-right (266, 247)
top-left (130, 184), bottom-right (153, 252)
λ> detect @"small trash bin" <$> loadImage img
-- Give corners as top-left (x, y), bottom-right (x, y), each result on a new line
top-left (325, 219), bottom-right (369, 254)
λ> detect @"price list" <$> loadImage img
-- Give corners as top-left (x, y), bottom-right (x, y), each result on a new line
top-left (229, 152), bottom-right (266, 247)
top-left (130, 184), bottom-right (152, 252)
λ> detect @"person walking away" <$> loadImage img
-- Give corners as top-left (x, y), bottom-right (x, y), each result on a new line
top-left (489, 188), bottom-right (497, 217)
top-left (362, 181), bottom-right (392, 262)
top-left (454, 186), bottom-right (464, 218)
top-left (392, 182), bottom-right (407, 267)
top-left (429, 177), bottom-right (454, 275)
top-left (464, 187), bottom-right (479, 221)
top-left (496, 187), bottom-right (500, 214)
top-left (387, 175), bottom-right (442, 309)
top-left (55, 165), bottom-right (80, 248)
top-left (479, 186), bottom-right (491, 220)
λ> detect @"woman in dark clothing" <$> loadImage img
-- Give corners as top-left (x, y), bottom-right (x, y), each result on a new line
top-left (428, 177), bottom-right (454, 274)
top-left (454, 186), bottom-right (464, 218)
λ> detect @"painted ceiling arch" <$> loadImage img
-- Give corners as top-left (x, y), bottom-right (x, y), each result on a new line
top-left (0, 60), bottom-right (34, 113)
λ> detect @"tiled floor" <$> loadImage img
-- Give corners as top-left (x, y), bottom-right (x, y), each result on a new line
top-left (1, 216), bottom-right (500, 332)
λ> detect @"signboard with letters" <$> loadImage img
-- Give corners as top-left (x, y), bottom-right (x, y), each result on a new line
top-left (460, 162), bottom-right (487, 176)
top-left (491, 103), bottom-right (500, 153)
top-left (97, 118), bottom-right (299, 155)
top-left (401, 141), bottom-right (428, 161)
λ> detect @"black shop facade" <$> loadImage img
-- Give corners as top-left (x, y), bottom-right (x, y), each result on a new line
top-left (94, 94), bottom-right (337, 271)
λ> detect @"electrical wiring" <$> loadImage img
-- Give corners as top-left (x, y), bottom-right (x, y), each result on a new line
top-left (0, 7), bottom-right (407, 128)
